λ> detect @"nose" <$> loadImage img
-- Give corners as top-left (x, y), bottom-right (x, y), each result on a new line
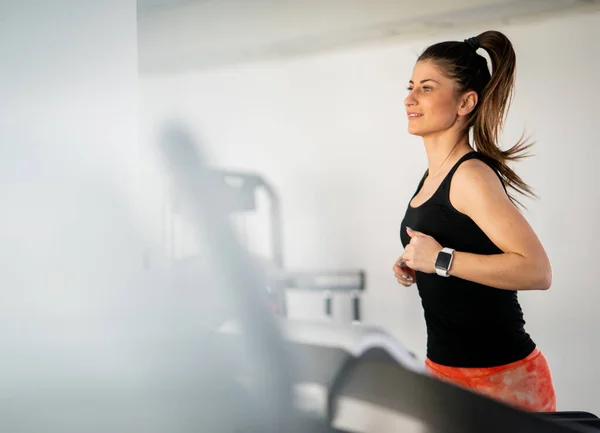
top-left (404, 91), bottom-right (417, 108)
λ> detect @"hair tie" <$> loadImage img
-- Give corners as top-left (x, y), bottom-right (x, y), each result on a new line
top-left (464, 37), bottom-right (480, 51)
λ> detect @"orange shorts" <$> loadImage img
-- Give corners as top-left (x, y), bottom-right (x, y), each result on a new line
top-left (425, 348), bottom-right (556, 412)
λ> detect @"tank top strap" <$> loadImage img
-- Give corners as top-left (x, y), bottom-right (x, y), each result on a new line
top-left (445, 150), bottom-right (480, 180)
top-left (437, 151), bottom-right (507, 202)
top-left (411, 169), bottom-right (429, 199)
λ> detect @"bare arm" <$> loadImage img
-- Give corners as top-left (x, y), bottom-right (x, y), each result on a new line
top-left (447, 159), bottom-right (551, 290)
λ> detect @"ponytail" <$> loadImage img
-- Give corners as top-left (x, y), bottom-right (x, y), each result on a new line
top-left (472, 30), bottom-right (535, 208)
top-left (418, 30), bottom-right (536, 208)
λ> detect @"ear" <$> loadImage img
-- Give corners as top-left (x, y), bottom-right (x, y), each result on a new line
top-left (457, 90), bottom-right (478, 116)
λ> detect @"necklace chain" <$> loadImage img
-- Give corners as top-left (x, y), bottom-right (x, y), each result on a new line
top-left (429, 141), bottom-right (462, 179)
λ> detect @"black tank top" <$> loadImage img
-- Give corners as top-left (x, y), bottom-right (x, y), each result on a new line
top-left (400, 151), bottom-right (536, 368)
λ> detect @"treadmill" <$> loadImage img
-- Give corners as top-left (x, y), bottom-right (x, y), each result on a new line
top-left (157, 123), bottom-right (599, 433)
top-left (218, 317), bottom-right (600, 433)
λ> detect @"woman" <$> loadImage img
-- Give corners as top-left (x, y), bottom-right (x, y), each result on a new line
top-left (392, 30), bottom-right (556, 412)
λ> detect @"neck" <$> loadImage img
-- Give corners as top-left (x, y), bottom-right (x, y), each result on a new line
top-left (423, 130), bottom-right (472, 176)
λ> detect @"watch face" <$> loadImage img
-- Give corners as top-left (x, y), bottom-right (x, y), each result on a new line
top-left (435, 252), bottom-right (452, 269)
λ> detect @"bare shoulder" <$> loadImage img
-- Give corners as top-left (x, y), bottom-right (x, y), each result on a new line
top-left (450, 157), bottom-right (510, 216)
top-left (449, 156), bottom-right (542, 259)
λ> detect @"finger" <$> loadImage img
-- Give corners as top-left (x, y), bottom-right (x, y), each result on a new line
top-left (397, 277), bottom-right (413, 287)
top-left (396, 263), bottom-right (412, 275)
top-left (406, 227), bottom-right (425, 238)
top-left (392, 257), bottom-right (405, 271)
top-left (395, 272), bottom-right (414, 282)
top-left (403, 259), bottom-right (415, 269)
top-left (394, 259), bottom-right (411, 271)
top-left (398, 266), bottom-right (415, 278)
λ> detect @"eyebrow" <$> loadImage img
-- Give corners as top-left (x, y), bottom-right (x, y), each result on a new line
top-left (408, 79), bottom-right (440, 84)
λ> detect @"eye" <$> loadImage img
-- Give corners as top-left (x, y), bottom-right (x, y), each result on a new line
top-left (423, 86), bottom-right (433, 92)
top-left (406, 86), bottom-right (413, 91)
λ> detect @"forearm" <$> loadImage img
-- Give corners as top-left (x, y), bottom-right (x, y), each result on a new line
top-left (448, 251), bottom-right (552, 291)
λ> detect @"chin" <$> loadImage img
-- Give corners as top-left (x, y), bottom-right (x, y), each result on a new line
top-left (408, 123), bottom-right (443, 137)
top-left (407, 126), bottom-right (426, 137)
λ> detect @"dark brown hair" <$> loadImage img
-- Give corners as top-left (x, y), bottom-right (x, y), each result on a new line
top-left (418, 30), bottom-right (535, 207)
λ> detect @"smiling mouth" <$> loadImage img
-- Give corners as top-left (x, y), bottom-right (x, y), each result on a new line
top-left (408, 114), bottom-right (423, 119)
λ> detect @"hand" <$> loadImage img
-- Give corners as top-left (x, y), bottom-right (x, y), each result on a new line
top-left (393, 256), bottom-right (416, 287)
top-left (402, 227), bottom-right (443, 274)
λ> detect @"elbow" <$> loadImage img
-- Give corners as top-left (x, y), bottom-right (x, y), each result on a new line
top-left (534, 261), bottom-right (552, 291)
top-left (538, 270), bottom-right (552, 290)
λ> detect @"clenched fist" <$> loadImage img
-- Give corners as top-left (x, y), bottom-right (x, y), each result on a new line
top-left (401, 227), bottom-right (443, 274)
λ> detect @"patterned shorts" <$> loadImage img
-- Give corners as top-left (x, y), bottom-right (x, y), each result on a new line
top-left (425, 348), bottom-right (556, 412)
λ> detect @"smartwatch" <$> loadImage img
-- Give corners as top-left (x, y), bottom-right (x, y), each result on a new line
top-left (435, 247), bottom-right (455, 277)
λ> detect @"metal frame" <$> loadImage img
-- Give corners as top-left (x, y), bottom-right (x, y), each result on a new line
top-left (166, 168), bottom-right (367, 321)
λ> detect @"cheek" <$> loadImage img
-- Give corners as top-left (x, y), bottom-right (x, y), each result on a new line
top-left (428, 98), bottom-right (458, 126)
top-left (407, 93), bottom-right (459, 135)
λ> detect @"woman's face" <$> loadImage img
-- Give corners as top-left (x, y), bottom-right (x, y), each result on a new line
top-left (404, 60), bottom-right (471, 138)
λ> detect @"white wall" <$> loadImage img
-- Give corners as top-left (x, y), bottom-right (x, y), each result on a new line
top-left (0, 0), bottom-right (142, 296)
top-left (139, 11), bottom-right (600, 411)
top-left (0, 0), bottom-right (143, 424)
